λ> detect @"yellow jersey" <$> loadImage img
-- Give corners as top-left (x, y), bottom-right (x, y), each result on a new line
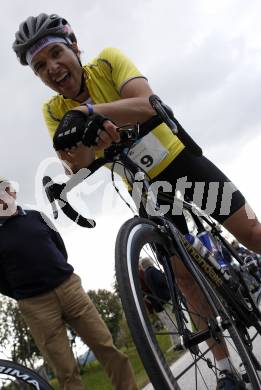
top-left (42, 47), bottom-right (184, 178)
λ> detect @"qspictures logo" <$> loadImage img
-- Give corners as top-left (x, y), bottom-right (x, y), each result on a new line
top-left (13, 156), bottom-right (255, 232)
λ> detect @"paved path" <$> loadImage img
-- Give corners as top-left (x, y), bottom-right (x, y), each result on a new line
top-left (142, 327), bottom-right (261, 389)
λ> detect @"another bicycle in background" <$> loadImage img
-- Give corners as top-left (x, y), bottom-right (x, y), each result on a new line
top-left (0, 358), bottom-right (53, 389)
top-left (43, 96), bottom-right (261, 390)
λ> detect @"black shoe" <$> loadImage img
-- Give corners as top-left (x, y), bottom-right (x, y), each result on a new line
top-left (216, 371), bottom-right (246, 390)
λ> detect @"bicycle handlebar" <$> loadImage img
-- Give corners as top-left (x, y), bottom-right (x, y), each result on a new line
top-left (150, 95), bottom-right (202, 156)
top-left (43, 95), bottom-right (190, 227)
top-left (149, 95), bottom-right (178, 134)
top-left (42, 175), bottom-right (96, 228)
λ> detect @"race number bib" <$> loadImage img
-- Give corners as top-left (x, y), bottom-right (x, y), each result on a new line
top-left (128, 133), bottom-right (168, 172)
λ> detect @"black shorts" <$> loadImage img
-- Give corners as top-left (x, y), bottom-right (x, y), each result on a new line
top-left (150, 148), bottom-right (246, 233)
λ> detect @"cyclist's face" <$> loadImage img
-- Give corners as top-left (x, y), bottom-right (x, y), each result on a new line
top-left (31, 43), bottom-right (83, 99)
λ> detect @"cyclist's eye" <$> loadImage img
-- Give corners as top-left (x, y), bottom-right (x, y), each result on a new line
top-left (52, 48), bottom-right (62, 58)
top-left (34, 62), bottom-right (45, 74)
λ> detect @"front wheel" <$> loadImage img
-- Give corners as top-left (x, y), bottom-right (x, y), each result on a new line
top-left (115, 217), bottom-right (261, 390)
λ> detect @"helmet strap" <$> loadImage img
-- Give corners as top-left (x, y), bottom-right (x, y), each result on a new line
top-left (74, 71), bottom-right (86, 99)
top-left (63, 45), bottom-right (88, 101)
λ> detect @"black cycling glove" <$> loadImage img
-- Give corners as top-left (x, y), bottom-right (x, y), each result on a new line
top-left (82, 113), bottom-right (110, 147)
top-left (53, 110), bottom-right (109, 151)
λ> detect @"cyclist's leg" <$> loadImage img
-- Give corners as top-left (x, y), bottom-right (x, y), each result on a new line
top-left (173, 149), bottom-right (261, 255)
top-left (18, 286), bottom-right (84, 390)
top-left (224, 204), bottom-right (261, 254)
top-left (171, 255), bottom-right (231, 361)
top-left (60, 273), bottom-right (138, 390)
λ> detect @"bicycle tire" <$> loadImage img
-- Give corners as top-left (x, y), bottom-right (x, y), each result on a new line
top-left (115, 217), bottom-right (261, 390)
top-left (0, 359), bottom-right (53, 389)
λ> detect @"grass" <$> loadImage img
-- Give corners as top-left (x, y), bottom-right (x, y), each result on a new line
top-left (49, 336), bottom-right (183, 389)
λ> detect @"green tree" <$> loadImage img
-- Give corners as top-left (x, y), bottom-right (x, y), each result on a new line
top-left (0, 296), bottom-right (42, 369)
top-left (112, 273), bottom-right (119, 296)
top-left (87, 289), bottom-right (122, 343)
top-left (116, 315), bottom-right (133, 349)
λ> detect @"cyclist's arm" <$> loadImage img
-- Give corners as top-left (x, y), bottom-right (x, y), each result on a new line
top-left (60, 78), bottom-right (156, 173)
top-left (75, 78), bottom-right (155, 153)
top-left (76, 78), bottom-right (155, 125)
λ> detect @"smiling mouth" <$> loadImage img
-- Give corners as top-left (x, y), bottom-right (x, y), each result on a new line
top-left (55, 73), bottom-right (71, 87)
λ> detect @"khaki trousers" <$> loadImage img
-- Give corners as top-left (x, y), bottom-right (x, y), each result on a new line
top-left (18, 273), bottom-right (137, 390)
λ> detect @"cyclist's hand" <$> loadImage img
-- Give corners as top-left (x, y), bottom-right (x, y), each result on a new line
top-left (53, 110), bottom-right (87, 151)
top-left (94, 120), bottom-right (120, 151)
top-left (71, 106), bottom-right (120, 149)
top-left (53, 109), bottom-right (118, 151)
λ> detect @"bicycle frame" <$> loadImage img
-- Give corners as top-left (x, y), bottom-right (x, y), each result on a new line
top-left (119, 153), bottom-right (261, 321)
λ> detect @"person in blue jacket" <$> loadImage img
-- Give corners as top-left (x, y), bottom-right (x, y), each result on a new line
top-left (0, 178), bottom-right (137, 390)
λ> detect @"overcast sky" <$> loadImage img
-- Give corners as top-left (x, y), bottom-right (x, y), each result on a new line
top-left (2, 0), bottom-right (261, 291)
